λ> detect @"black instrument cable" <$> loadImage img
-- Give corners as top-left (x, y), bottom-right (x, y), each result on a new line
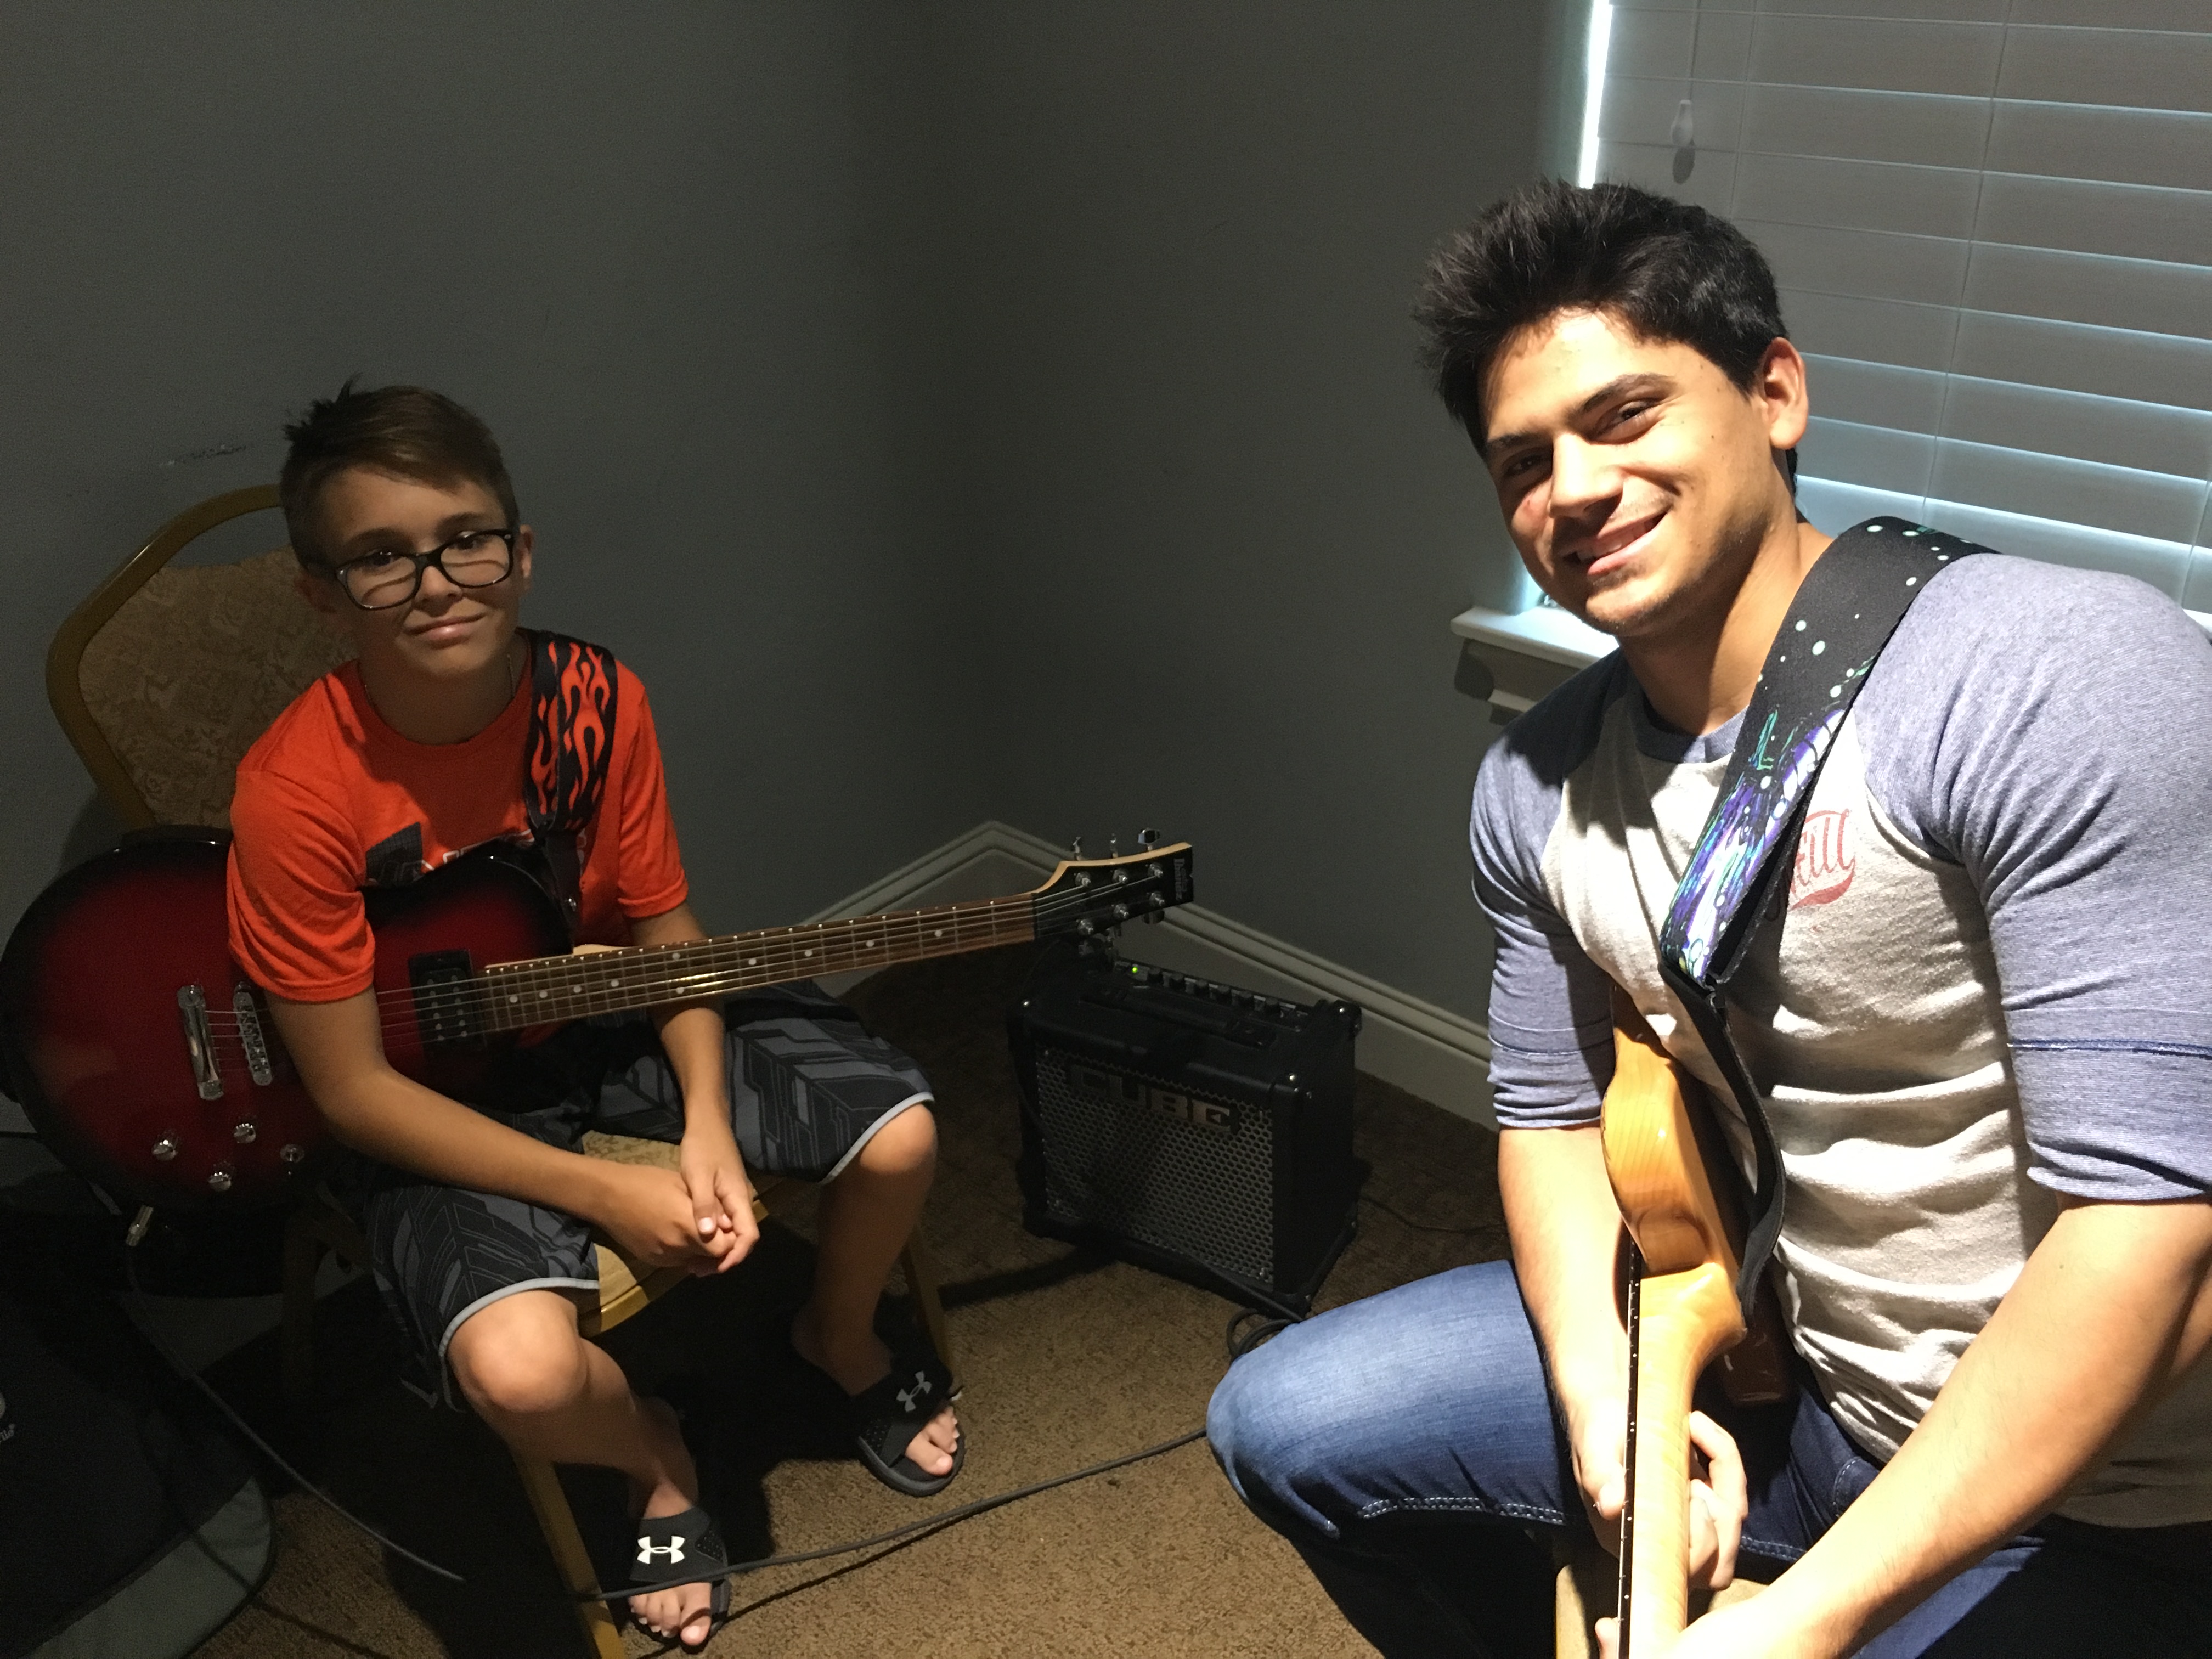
top-left (120, 1238), bottom-right (468, 1584)
top-left (116, 1220), bottom-right (1303, 1605)
top-left (615, 1302), bottom-right (1297, 1602)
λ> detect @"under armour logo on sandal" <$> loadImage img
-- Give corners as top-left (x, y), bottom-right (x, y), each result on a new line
top-left (638, 1539), bottom-right (687, 1565)
top-left (896, 1371), bottom-right (933, 1412)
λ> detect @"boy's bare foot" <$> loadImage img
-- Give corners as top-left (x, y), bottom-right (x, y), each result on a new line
top-left (791, 1312), bottom-right (962, 1477)
top-left (629, 1396), bottom-right (716, 1649)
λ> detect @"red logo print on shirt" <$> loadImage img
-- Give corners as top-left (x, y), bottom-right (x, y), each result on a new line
top-left (1790, 808), bottom-right (1855, 909)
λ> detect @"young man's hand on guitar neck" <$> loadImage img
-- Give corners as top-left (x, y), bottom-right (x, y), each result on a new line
top-left (1592, 1196), bottom-right (2212, 1658)
top-left (1500, 1124), bottom-right (1747, 1596)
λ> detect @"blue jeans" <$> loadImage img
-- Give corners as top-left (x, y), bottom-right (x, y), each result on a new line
top-left (1207, 1261), bottom-right (2212, 1657)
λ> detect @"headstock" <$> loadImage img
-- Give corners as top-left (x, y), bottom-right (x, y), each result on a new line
top-left (1031, 830), bottom-right (1195, 941)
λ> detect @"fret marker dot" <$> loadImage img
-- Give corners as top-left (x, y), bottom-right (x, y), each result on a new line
top-left (747, 958), bottom-right (757, 967)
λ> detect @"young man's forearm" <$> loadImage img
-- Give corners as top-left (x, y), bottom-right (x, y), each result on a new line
top-left (1499, 1125), bottom-right (1630, 1406)
top-left (1742, 1197), bottom-right (2212, 1657)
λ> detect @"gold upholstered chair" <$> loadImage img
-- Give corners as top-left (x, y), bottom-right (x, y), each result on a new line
top-left (49, 485), bottom-right (955, 1659)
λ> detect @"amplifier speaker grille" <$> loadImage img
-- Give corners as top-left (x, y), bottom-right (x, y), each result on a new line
top-left (1032, 1049), bottom-right (1275, 1282)
top-left (1010, 945), bottom-right (1362, 1317)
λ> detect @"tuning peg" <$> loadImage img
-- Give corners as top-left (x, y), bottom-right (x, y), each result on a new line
top-left (1109, 834), bottom-right (1120, 860)
top-left (1070, 836), bottom-right (1084, 859)
top-left (1137, 827), bottom-right (1159, 851)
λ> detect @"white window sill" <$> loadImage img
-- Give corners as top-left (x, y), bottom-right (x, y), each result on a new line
top-left (1450, 603), bottom-right (1611, 713)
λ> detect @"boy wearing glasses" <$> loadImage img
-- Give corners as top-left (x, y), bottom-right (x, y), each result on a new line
top-left (228, 383), bottom-right (962, 1650)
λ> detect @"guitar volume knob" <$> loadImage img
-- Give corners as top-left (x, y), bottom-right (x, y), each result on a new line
top-left (232, 1122), bottom-right (257, 1144)
top-left (207, 1169), bottom-right (234, 1193)
top-left (280, 1144), bottom-right (306, 1165)
top-left (151, 1137), bottom-right (178, 1161)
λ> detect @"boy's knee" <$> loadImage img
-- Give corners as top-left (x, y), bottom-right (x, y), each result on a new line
top-left (450, 1300), bottom-right (589, 1420)
top-left (855, 1102), bottom-right (936, 1177)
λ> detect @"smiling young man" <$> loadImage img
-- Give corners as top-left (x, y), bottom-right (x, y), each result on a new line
top-left (228, 383), bottom-right (962, 1650)
top-left (1207, 182), bottom-right (2212, 1656)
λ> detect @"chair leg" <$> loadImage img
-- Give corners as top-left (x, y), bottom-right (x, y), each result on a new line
top-left (280, 1209), bottom-right (323, 1408)
top-left (510, 1451), bottom-right (625, 1659)
top-left (898, 1224), bottom-right (956, 1391)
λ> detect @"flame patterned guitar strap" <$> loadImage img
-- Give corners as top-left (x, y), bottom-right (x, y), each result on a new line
top-left (1656, 517), bottom-right (1980, 1314)
top-left (524, 631), bottom-right (619, 935)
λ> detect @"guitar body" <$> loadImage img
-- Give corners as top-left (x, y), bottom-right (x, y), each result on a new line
top-left (0, 834), bottom-right (568, 1213)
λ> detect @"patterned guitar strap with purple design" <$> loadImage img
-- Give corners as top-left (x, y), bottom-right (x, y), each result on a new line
top-left (524, 631), bottom-right (619, 935)
top-left (1656, 517), bottom-right (1981, 1315)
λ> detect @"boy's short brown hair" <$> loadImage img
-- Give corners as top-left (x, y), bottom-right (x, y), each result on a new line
top-left (279, 381), bottom-right (518, 567)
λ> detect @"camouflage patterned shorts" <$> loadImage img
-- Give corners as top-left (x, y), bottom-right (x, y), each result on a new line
top-left (351, 981), bottom-right (931, 1404)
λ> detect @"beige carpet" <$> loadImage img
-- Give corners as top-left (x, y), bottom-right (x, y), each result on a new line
top-left (193, 945), bottom-right (1508, 1658)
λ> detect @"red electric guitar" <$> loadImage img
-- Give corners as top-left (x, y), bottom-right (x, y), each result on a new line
top-left (0, 830), bottom-right (1193, 1213)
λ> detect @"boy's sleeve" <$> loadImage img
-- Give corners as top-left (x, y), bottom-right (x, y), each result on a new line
top-left (227, 770), bottom-right (376, 1001)
top-left (612, 670), bottom-right (690, 921)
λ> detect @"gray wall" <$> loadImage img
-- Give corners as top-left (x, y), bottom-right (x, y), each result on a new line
top-left (919, 4), bottom-right (1549, 1021)
top-left (0, 1), bottom-right (984, 936)
top-left (0, 3), bottom-right (1558, 1035)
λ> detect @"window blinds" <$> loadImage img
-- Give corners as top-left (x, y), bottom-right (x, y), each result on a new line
top-left (1591, 1), bottom-right (2212, 620)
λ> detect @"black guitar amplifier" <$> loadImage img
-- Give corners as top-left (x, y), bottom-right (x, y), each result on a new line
top-left (1008, 945), bottom-right (1365, 1318)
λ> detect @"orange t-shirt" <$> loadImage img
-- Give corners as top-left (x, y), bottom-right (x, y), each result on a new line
top-left (225, 648), bottom-right (688, 1002)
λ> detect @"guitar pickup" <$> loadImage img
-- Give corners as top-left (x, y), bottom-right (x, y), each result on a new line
top-left (176, 984), bottom-right (223, 1100)
top-left (408, 950), bottom-right (482, 1048)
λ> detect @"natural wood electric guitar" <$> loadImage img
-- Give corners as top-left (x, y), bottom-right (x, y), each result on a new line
top-left (1598, 998), bottom-right (1784, 1657)
top-left (0, 830), bottom-right (1193, 1212)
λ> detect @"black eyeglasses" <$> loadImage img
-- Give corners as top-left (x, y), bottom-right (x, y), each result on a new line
top-left (321, 527), bottom-right (517, 611)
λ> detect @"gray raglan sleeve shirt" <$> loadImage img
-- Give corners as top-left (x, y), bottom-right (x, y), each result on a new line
top-left (1472, 554), bottom-right (2212, 1201)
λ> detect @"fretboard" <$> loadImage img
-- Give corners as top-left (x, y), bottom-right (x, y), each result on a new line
top-left (472, 893), bottom-right (1037, 1032)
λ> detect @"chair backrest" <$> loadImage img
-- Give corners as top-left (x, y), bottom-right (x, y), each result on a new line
top-left (49, 486), bottom-right (354, 831)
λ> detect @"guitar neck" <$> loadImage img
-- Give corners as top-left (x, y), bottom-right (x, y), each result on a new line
top-left (1617, 1260), bottom-right (1743, 1655)
top-left (472, 892), bottom-right (1038, 1031)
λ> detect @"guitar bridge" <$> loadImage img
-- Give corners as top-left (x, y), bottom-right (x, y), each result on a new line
top-left (232, 984), bottom-right (275, 1086)
top-left (408, 950), bottom-right (483, 1048)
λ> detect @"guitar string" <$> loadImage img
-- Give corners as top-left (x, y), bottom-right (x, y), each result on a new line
top-left (187, 874), bottom-right (1173, 1062)
top-left (196, 876), bottom-right (1127, 1034)
top-left (209, 900), bottom-right (1033, 1021)
top-left (196, 873), bottom-right (1151, 1033)
top-left (187, 927), bottom-right (1036, 1067)
top-left (191, 907), bottom-right (1038, 1052)
top-left (196, 891), bottom-right (1054, 1034)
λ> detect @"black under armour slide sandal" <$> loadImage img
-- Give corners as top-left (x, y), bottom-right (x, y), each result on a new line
top-left (849, 1339), bottom-right (964, 1498)
top-left (627, 1504), bottom-right (730, 1647)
